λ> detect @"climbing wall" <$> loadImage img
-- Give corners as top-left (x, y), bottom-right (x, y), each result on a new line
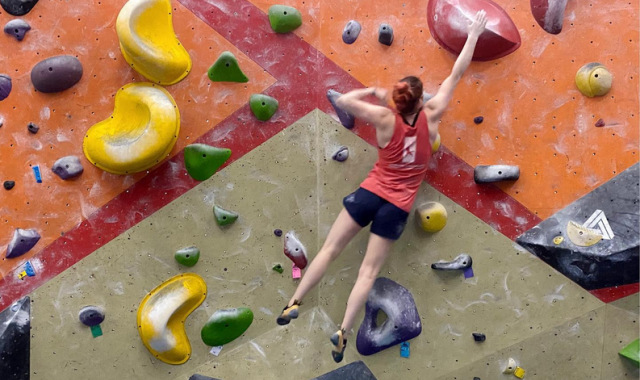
top-left (0, 0), bottom-right (638, 379)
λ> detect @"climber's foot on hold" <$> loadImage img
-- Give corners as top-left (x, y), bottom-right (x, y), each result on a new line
top-left (330, 328), bottom-right (347, 363)
top-left (276, 300), bottom-right (300, 326)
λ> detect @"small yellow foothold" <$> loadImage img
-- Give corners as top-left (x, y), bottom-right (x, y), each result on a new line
top-left (416, 202), bottom-right (447, 233)
top-left (431, 133), bottom-right (441, 154)
top-left (553, 236), bottom-right (564, 245)
top-left (514, 366), bottom-right (526, 378)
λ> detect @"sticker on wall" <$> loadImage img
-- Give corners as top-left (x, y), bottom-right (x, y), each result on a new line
top-left (583, 209), bottom-right (614, 240)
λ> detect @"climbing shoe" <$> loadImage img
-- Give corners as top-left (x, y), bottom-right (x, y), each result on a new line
top-left (276, 300), bottom-right (300, 326)
top-left (330, 328), bottom-right (347, 363)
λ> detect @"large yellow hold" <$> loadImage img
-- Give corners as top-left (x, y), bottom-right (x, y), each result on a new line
top-left (83, 83), bottom-right (180, 175)
top-left (575, 62), bottom-right (612, 98)
top-left (137, 273), bottom-right (207, 365)
top-left (117, 0), bottom-right (192, 85)
top-left (416, 202), bottom-right (448, 233)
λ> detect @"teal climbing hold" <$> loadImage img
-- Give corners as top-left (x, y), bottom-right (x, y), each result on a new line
top-left (207, 51), bottom-right (248, 83)
top-left (619, 338), bottom-right (640, 367)
top-left (249, 94), bottom-right (278, 121)
top-left (175, 246), bottom-right (200, 267)
top-left (184, 144), bottom-right (232, 181)
top-left (268, 5), bottom-right (302, 33)
top-left (201, 307), bottom-right (254, 346)
top-left (214, 205), bottom-right (238, 226)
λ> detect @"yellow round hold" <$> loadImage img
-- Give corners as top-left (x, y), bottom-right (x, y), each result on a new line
top-left (416, 202), bottom-right (447, 233)
top-left (431, 133), bottom-right (441, 154)
top-left (575, 62), bottom-right (612, 98)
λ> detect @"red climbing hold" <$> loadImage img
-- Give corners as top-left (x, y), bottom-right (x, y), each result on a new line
top-left (427, 0), bottom-right (521, 61)
top-left (283, 231), bottom-right (308, 269)
top-left (530, 0), bottom-right (568, 35)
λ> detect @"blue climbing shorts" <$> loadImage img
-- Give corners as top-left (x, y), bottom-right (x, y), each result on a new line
top-left (343, 188), bottom-right (409, 241)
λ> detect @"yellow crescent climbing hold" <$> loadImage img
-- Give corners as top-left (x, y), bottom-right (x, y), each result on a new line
top-left (116, 0), bottom-right (192, 85)
top-left (137, 273), bottom-right (207, 365)
top-left (431, 133), bottom-right (441, 154)
top-left (566, 221), bottom-right (603, 247)
top-left (83, 83), bottom-right (180, 175)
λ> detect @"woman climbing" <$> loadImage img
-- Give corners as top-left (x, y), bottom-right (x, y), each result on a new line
top-left (277, 10), bottom-right (488, 363)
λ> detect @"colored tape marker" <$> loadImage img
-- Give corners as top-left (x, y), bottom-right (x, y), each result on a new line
top-left (400, 341), bottom-right (410, 358)
top-left (292, 264), bottom-right (301, 279)
top-left (32, 165), bottom-right (42, 183)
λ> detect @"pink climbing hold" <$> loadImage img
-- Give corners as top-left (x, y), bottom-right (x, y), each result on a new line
top-left (427, 0), bottom-right (521, 61)
top-left (283, 231), bottom-right (308, 270)
top-left (530, 0), bottom-right (569, 35)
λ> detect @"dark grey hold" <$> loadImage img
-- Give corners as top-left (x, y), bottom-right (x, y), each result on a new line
top-left (474, 378), bottom-right (481, 380)
top-left (189, 375), bottom-right (222, 380)
top-left (6, 228), bottom-right (40, 259)
top-left (31, 55), bottom-right (83, 93)
top-left (0, 0), bottom-right (39, 16)
top-left (4, 19), bottom-right (31, 41)
top-left (474, 165), bottom-right (520, 184)
top-left (78, 306), bottom-right (105, 327)
top-left (431, 254), bottom-right (473, 270)
top-left (27, 122), bottom-right (39, 134)
top-left (274, 229), bottom-right (283, 237)
top-left (378, 23), bottom-right (394, 46)
top-left (474, 116), bottom-right (484, 124)
top-left (52, 156), bottom-right (84, 180)
top-left (3, 180), bottom-right (15, 190)
top-left (472, 332), bottom-right (486, 342)
top-left (327, 89), bottom-right (355, 129)
top-left (332, 146), bottom-right (349, 162)
top-left (0, 74), bottom-right (12, 101)
top-left (342, 20), bottom-right (361, 44)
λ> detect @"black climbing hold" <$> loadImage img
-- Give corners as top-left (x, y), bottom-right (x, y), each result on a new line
top-left (6, 228), bottom-right (41, 259)
top-left (78, 306), bottom-right (105, 327)
top-left (474, 165), bottom-right (520, 184)
top-left (356, 277), bottom-right (421, 356)
top-left (312, 361), bottom-right (378, 380)
top-left (3, 180), bottom-right (15, 190)
top-left (0, 74), bottom-right (12, 101)
top-left (0, 296), bottom-right (30, 379)
top-left (189, 375), bottom-right (222, 380)
top-left (327, 89), bottom-right (355, 129)
top-left (0, 0), bottom-right (39, 16)
top-left (472, 332), bottom-right (486, 342)
top-left (431, 254), bottom-right (473, 270)
top-left (27, 122), bottom-right (39, 134)
top-left (474, 116), bottom-right (484, 124)
top-left (52, 156), bottom-right (84, 180)
top-left (4, 19), bottom-right (31, 41)
top-left (378, 23), bottom-right (394, 46)
top-left (332, 146), bottom-right (349, 162)
top-left (516, 162), bottom-right (639, 291)
top-left (474, 378), bottom-right (481, 380)
top-left (274, 229), bottom-right (283, 237)
top-left (31, 55), bottom-right (83, 93)
top-left (342, 20), bottom-right (361, 44)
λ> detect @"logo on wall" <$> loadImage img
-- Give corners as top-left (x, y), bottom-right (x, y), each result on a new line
top-left (583, 209), bottom-right (614, 240)
top-left (402, 136), bottom-right (417, 164)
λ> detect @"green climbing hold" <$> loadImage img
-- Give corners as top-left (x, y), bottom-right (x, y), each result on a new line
top-left (250, 94), bottom-right (279, 121)
top-left (201, 307), bottom-right (254, 346)
top-left (268, 5), bottom-right (302, 33)
top-left (174, 246), bottom-right (200, 267)
top-left (272, 263), bottom-right (284, 274)
top-left (214, 205), bottom-right (238, 226)
top-left (207, 51), bottom-right (249, 83)
top-left (619, 338), bottom-right (640, 367)
top-left (184, 144), bottom-right (232, 181)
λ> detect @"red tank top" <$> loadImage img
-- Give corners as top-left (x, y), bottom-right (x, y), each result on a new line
top-left (360, 111), bottom-right (431, 212)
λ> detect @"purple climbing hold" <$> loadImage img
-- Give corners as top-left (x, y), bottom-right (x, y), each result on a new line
top-left (274, 229), bottom-right (283, 237)
top-left (342, 20), bottom-right (361, 44)
top-left (327, 89), bottom-right (355, 129)
top-left (27, 122), bottom-right (39, 134)
top-left (474, 116), bottom-right (484, 124)
top-left (52, 156), bottom-right (84, 180)
top-left (4, 180), bottom-right (15, 190)
top-left (378, 24), bottom-right (394, 46)
top-left (332, 146), bottom-right (349, 162)
top-left (0, 74), bottom-right (12, 101)
top-left (78, 306), bottom-right (105, 327)
top-left (4, 19), bottom-right (31, 41)
top-left (31, 55), bottom-right (83, 93)
top-left (6, 228), bottom-right (41, 259)
top-left (356, 277), bottom-right (422, 356)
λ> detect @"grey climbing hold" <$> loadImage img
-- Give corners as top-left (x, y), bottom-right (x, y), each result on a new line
top-left (189, 375), bottom-right (222, 380)
top-left (6, 228), bottom-right (41, 259)
top-left (52, 156), bottom-right (84, 180)
top-left (27, 122), bottom-right (39, 134)
top-left (474, 165), bottom-right (520, 184)
top-left (474, 116), bottom-right (484, 124)
top-left (312, 361), bottom-right (378, 380)
top-left (0, 0), bottom-right (39, 16)
top-left (31, 55), bottom-right (83, 93)
top-left (0, 74), bottom-right (11, 101)
top-left (472, 332), bottom-right (486, 342)
top-left (342, 20), bottom-right (361, 44)
top-left (378, 24), bottom-right (394, 46)
top-left (327, 89), bottom-right (355, 129)
top-left (79, 306), bottom-right (105, 327)
top-left (0, 296), bottom-right (30, 379)
top-left (4, 19), bottom-right (30, 41)
top-left (431, 254), bottom-right (473, 270)
top-left (4, 180), bottom-right (15, 190)
top-left (332, 146), bottom-right (349, 162)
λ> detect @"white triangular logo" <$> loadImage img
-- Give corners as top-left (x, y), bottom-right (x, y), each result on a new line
top-left (583, 209), bottom-right (614, 240)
